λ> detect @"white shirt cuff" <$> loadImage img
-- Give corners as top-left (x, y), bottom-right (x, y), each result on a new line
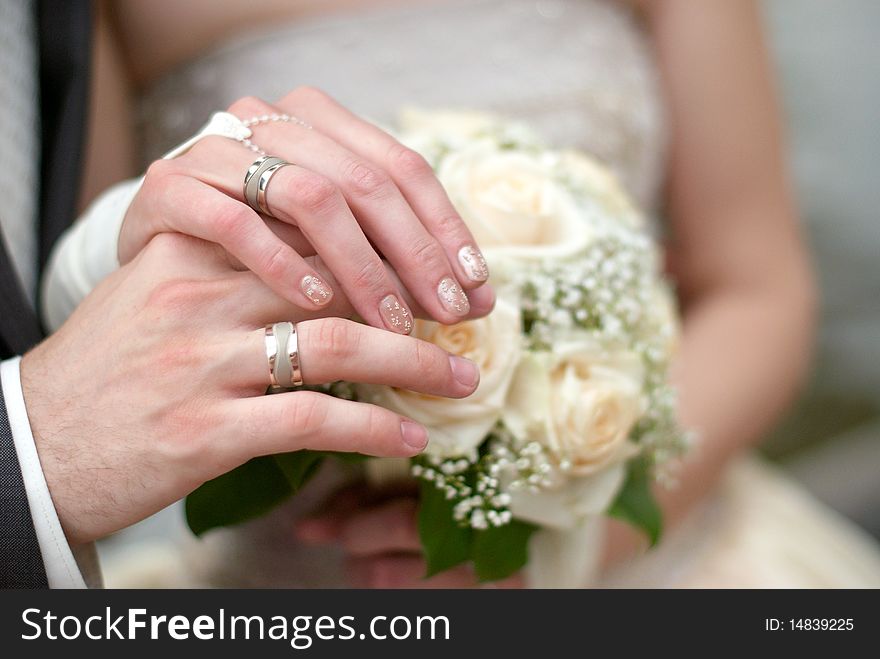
top-left (41, 177), bottom-right (143, 332)
top-left (1, 357), bottom-right (86, 588)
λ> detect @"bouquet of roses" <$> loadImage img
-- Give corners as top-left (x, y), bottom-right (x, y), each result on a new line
top-left (186, 110), bottom-right (690, 586)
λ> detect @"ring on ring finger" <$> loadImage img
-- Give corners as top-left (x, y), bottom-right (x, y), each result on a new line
top-left (244, 155), bottom-right (291, 216)
top-left (265, 321), bottom-right (303, 388)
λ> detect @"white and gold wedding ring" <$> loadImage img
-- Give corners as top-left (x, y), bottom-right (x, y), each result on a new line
top-left (286, 323), bottom-right (304, 387)
top-left (244, 155), bottom-right (288, 216)
top-left (264, 322), bottom-right (293, 387)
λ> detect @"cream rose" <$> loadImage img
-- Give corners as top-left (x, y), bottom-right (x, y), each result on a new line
top-left (357, 297), bottom-right (522, 458)
top-left (437, 145), bottom-right (593, 265)
top-left (398, 108), bottom-right (542, 154)
top-left (557, 150), bottom-right (644, 229)
top-left (505, 338), bottom-right (646, 477)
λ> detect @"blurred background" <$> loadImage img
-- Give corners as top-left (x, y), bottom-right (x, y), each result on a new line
top-left (96, 0), bottom-right (880, 568)
top-left (760, 0), bottom-right (880, 540)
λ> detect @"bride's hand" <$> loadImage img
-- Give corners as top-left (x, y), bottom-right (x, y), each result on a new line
top-left (119, 87), bottom-right (492, 335)
top-left (297, 489), bottom-right (523, 589)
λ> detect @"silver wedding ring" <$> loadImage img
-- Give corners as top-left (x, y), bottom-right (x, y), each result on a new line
top-left (244, 155), bottom-right (290, 216)
top-left (264, 322), bottom-right (303, 388)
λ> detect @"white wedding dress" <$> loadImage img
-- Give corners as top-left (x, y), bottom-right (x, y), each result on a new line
top-left (102, 0), bottom-right (880, 588)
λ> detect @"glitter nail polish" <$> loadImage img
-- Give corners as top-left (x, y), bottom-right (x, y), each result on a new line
top-left (458, 245), bottom-right (489, 282)
top-left (301, 275), bottom-right (333, 306)
top-left (437, 277), bottom-right (470, 316)
top-left (380, 295), bottom-right (413, 334)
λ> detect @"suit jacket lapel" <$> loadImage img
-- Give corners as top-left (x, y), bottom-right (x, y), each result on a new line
top-left (0, 0), bottom-right (92, 358)
top-left (0, 240), bottom-right (42, 356)
top-left (36, 0), bottom-right (92, 269)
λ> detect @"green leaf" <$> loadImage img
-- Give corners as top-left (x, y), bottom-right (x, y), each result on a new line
top-left (273, 451), bottom-right (326, 491)
top-left (608, 459), bottom-right (663, 546)
top-left (185, 457), bottom-right (293, 536)
top-left (471, 520), bottom-right (537, 582)
top-left (418, 480), bottom-right (473, 577)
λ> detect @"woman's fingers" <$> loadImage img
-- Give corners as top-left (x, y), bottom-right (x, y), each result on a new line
top-left (222, 393), bottom-right (428, 461)
top-left (277, 87), bottom-right (490, 289)
top-left (252, 122), bottom-right (473, 325)
top-left (180, 136), bottom-right (416, 335)
top-left (346, 555), bottom-right (478, 589)
top-left (337, 498), bottom-right (421, 556)
top-left (231, 255), bottom-right (495, 326)
top-left (134, 166), bottom-right (335, 310)
top-left (231, 317), bottom-right (480, 397)
top-left (233, 94), bottom-right (477, 325)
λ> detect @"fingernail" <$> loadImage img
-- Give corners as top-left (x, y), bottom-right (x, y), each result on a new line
top-left (400, 421), bottom-right (428, 450)
top-left (437, 277), bottom-right (470, 316)
top-left (449, 355), bottom-right (480, 388)
top-left (379, 294), bottom-right (413, 334)
top-left (301, 274), bottom-right (333, 306)
top-left (458, 245), bottom-right (489, 282)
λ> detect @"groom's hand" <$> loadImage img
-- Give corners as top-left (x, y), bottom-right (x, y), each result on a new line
top-left (120, 87), bottom-right (493, 336)
top-left (19, 234), bottom-right (481, 546)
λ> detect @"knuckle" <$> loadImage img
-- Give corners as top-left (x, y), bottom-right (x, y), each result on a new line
top-left (313, 318), bottom-right (359, 362)
top-left (156, 404), bottom-right (217, 465)
top-left (211, 202), bottom-right (254, 240)
top-left (387, 143), bottom-right (433, 181)
top-left (141, 232), bottom-right (194, 263)
top-left (434, 213), bottom-right (466, 238)
top-left (350, 257), bottom-right (387, 292)
top-left (153, 336), bottom-right (202, 377)
top-left (292, 85), bottom-right (331, 105)
top-left (412, 339), bottom-right (444, 378)
top-left (227, 95), bottom-right (272, 117)
top-left (258, 243), bottom-right (293, 282)
top-left (362, 405), bottom-right (387, 446)
top-left (343, 159), bottom-right (391, 199)
top-left (289, 172), bottom-right (340, 214)
top-left (145, 278), bottom-right (202, 313)
top-left (142, 159), bottom-right (178, 194)
top-left (286, 391), bottom-right (329, 437)
top-left (407, 235), bottom-right (448, 272)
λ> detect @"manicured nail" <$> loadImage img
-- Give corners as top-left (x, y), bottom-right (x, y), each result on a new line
top-left (400, 421), bottom-right (428, 450)
top-left (301, 274), bottom-right (333, 306)
top-left (379, 294), bottom-right (413, 334)
top-left (458, 245), bottom-right (489, 282)
top-left (437, 277), bottom-right (470, 316)
top-left (449, 355), bottom-right (480, 388)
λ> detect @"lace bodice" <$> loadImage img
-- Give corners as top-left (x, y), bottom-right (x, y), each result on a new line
top-left (139, 0), bottom-right (666, 213)
top-left (135, 0), bottom-right (667, 587)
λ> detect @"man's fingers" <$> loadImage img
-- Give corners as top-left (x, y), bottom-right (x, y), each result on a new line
top-left (223, 393), bottom-right (428, 462)
top-left (232, 318), bottom-right (480, 397)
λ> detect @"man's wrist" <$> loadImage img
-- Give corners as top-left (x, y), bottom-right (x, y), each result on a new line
top-left (1, 357), bottom-right (86, 587)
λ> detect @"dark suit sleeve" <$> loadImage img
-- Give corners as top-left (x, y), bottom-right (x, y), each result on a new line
top-left (0, 377), bottom-right (49, 588)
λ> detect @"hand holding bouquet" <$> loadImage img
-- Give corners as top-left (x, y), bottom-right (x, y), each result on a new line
top-left (187, 110), bottom-right (690, 585)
